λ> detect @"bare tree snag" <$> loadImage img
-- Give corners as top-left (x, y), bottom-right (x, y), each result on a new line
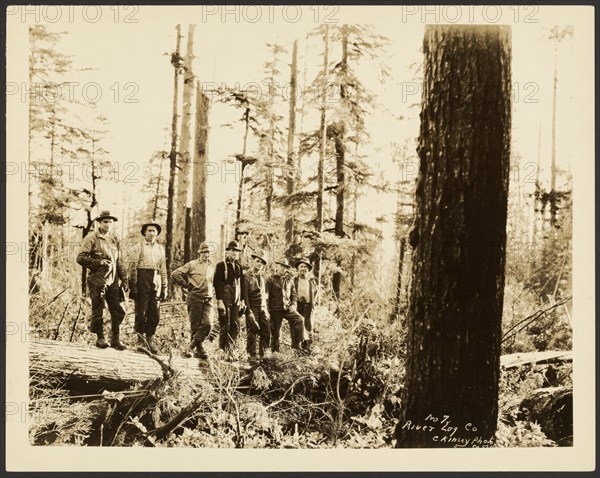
top-left (191, 85), bottom-right (209, 253)
top-left (314, 24), bottom-right (329, 284)
top-left (175, 24), bottom-right (196, 261)
top-left (166, 24), bottom-right (182, 282)
top-left (285, 40), bottom-right (298, 246)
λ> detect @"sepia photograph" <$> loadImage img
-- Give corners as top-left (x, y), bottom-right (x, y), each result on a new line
top-left (5, 3), bottom-right (595, 472)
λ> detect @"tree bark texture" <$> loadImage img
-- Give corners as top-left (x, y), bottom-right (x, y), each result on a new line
top-left (332, 122), bottom-right (345, 301)
top-left (175, 24), bottom-right (196, 261)
top-left (285, 40), bottom-right (298, 246)
top-left (191, 86), bottom-right (209, 254)
top-left (395, 25), bottom-right (512, 448)
top-left (236, 108), bottom-right (251, 225)
top-left (165, 24), bottom-right (182, 282)
top-left (314, 25), bottom-right (330, 284)
top-left (29, 339), bottom-right (206, 393)
top-left (391, 237), bottom-right (407, 322)
top-left (332, 26), bottom-right (348, 301)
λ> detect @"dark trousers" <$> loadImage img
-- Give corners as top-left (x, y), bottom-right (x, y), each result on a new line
top-left (88, 280), bottom-right (125, 337)
top-left (218, 304), bottom-right (239, 352)
top-left (297, 301), bottom-right (313, 341)
top-left (269, 308), bottom-right (304, 352)
top-left (246, 305), bottom-right (270, 357)
top-left (134, 269), bottom-right (160, 336)
top-left (187, 291), bottom-right (213, 350)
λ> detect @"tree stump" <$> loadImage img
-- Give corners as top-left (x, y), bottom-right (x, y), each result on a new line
top-left (519, 386), bottom-right (573, 446)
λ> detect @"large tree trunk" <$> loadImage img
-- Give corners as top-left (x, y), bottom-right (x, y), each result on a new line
top-left (191, 85), bottom-right (209, 254)
top-left (331, 122), bottom-right (345, 301)
top-left (235, 108), bottom-right (251, 225)
top-left (314, 25), bottom-right (329, 284)
top-left (395, 25), bottom-right (512, 448)
top-left (165, 25), bottom-right (182, 283)
top-left (29, 339), bottom-right (206, 393)
top-left (285, 40), bottom-right (298, 246)
top-left (331, 26), bottom-right (349, 301)
top-left (390, 237), bottom-right (406, 322)
top-left (549, 42), bottom-right (559, 228)
top-left (175, 24), bottom-right (196, 262)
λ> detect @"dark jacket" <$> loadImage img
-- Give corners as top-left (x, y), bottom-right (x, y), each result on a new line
top-left (243, 268), bottom-right (266, 310)
top-left (293, 275), bottom-right (318, 305)
top-left (214, 259), bottom-right (243, 306)
top-left (77, 231), bottom-right (127, 287)
top-left (266, 273), bottom-right (297, 312)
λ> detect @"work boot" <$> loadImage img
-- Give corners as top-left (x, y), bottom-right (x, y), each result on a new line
top-left (196, 342), bottom-right (208, 360)
top-left (95, 335), bottom-right (109, 349)
top-left (110, 330), bottom-right (127, 351)
top-left (146, 334), bottom-right (158, 355)
top-left (183, 340), bottom-right (197, 358)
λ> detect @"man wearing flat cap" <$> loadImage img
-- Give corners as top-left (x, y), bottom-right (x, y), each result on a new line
top-left (128, 222), bottom-right (167, 354)
top-left (214, 240), bottom-right (244, 355)
top-left (294, 258), bottom-right (318, 353)
top-left (265, 258), bottom-right (304, 353)
top-left (77, 210), bottom-right (129, 350)
top-left (171, 242), bottom-right (216, 360)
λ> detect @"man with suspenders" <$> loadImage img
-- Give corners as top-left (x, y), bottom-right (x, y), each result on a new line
top-left (129, 222), bottom-right (167, 354)
top-left (214, 240), bottom-right (244, 356)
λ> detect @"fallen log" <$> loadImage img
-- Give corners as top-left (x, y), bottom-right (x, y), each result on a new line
top-left (519, 386), bottom-right (573, 446)
top-left (29, 339), bottom-right (248, 393)
top-left (500, 350), bottom-right (572, 369)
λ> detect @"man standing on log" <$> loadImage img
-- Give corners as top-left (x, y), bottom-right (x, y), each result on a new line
top-left (171, 242), bottom-right (215, 360)
top-left (242, 250), bottom-right (269, 360)
top-left (128, 222), bottom-right (167, 354)
top-left (214, 240), bottom-right (244, 356)
top-left (77, 210), bottom-right (128, 350)
top-left (294, 257), bottom-right (318, 353)
top-left (266, 258), bottom-right (304, 354)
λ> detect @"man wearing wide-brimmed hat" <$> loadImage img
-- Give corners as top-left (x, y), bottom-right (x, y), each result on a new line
top-left (242, 249), bottom-right (270, 360)
top-left (214, 240), bottom-right (244, 355)
top-left (265, 258), bottom-right (304, 353)
top-left (171, 242), bottom-right (216, 360)
top-left (294, 257), bottom-right (318, 353)
top-left (77, 210), bottom-right (129, 350)
top-left (128, 221), bottom-right (167, 354)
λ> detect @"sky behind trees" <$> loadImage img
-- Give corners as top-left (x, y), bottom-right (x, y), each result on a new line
top-left (12, 5), bottom-right (586, 250)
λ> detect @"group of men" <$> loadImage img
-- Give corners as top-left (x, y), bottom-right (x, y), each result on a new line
top-left (76, 210), bottom-right (318, 361)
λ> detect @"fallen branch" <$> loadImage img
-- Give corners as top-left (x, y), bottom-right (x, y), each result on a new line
top-left (502, 297), bottom-right (572, 343)
top-left (147, 392), bottom-right (204, 442)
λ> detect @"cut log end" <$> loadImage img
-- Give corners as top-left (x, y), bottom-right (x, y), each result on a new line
top-left (519, 386), bottom-right (573, 446)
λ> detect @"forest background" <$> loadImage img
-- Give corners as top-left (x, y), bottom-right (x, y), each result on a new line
top-left (5, 4), bottom-right (595, 471)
